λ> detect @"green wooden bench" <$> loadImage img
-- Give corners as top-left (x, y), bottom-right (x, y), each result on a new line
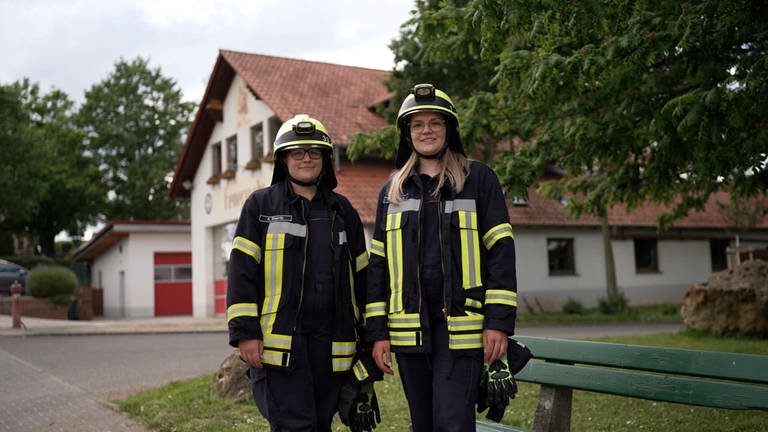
top-left (476, 335), bottom-right (768, 432)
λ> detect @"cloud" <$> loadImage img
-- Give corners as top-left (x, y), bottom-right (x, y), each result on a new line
top-left (1, 0), bottom-right (413, 103)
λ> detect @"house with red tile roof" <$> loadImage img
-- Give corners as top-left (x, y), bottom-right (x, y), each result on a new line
top-left (168, 50), bottom-right (394, 317)
top-left (170, 49), bottom-right (768, 318)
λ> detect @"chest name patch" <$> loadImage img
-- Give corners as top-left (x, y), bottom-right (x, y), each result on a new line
top-left (259, 214), bottom-right (293, 223)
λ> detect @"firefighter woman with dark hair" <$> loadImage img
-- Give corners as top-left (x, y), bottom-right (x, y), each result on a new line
top-left (365, 85), bottom-right (519, 431)
top-left (227, 114), bottom-right (381, 432)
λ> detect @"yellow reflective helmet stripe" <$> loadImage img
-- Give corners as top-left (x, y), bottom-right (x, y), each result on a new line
top-left (226, 303), bottom-right (259, 321)
top-left (232, 236), bottom-right (262, 264)
top-left (485, 289), bottom-right (518, 307)
top-left (483, 223), bottom-right (514, 250)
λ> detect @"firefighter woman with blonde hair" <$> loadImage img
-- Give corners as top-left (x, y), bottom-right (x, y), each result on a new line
top-left (365, 84), bottom-right (519, 431)
top-left (227, 115), bottom-right (381, 432)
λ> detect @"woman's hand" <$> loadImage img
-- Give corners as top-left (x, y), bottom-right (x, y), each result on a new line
top-left (372, 340), bottom-right (393, 375)
top-left (238, 338), bottom-right (264, 368)
top-left (482, 329), bottom-right (508, 364)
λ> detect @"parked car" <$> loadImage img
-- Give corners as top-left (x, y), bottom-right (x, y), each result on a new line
top-left (0, 259), bottom-right (28, 295)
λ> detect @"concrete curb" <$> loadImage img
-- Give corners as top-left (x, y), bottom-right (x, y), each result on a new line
top-left (0, 315), bottom-right (227, 337)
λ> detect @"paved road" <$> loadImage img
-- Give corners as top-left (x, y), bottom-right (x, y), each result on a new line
top-left (0, 333), bottom-right (231, 432)
top-left (0, 322), bottom-right (681, 432)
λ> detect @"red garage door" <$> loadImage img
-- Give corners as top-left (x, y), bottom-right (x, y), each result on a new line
top-left (154, 252), bottom-right (192, 316)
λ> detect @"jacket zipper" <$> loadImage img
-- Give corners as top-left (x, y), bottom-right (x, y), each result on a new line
top-left (416, 193), bottom-right (423, 314)
top-left (293, 199), bottom-right (308, 333)
top-left (438, 195), bottom-right (448, 319)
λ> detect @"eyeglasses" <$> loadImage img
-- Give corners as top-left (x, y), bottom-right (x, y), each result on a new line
top-left (287, 148), bottom-right (324, 160)
top-left (409, 118), bottom-right (446, 133)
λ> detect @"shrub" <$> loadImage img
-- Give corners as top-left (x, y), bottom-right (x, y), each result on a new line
top-left (26, 265), bottom-right (78, 299)
top-left (598, 292), bottom-right (629, 314)
top-left (562, 297), bottom-right (585, 315)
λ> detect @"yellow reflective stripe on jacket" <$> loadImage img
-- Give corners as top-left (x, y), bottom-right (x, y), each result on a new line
top-left (226, 303), bottom-right (259, 321)
top-left (385, 198), bottom-right (420, 313)
top-left (232, 236), bottom-right (262, 264)
top-left (261, 221), bottom-right (306, 336)
top-left (388, 312), bottom-right (421, 346)
top-left (352, 358), bottom-right (369, 381)
top-left (356, 251), bottom-right (369, 272)
top-left (483, 223), bottom-right (514, 250)
top-left (262, 349), bottom-right (290, 367)
top-left (458, 209), bottom-right (481, 289)
top-left (261, 232), bottom-right (285, 334)
top-left (465, 297), bottom-right (483, 311)
top-left (485, 289), bottom-right (518, 307)
top-left (370, 239), bottom-right (385, 258)
top-left (262, 332), bottom-right (292, 367)
top-left (446, 199), bottom-right (482, 290)
top-left (447, 314), bottom-right (484, 349)
top-left (348, 260), bottom-right (360, 323)
top-left (365, 301), bottom-right (387, 319)
top-left (386, 211), bottom-right (404, 312)
top-left (390, 330), bottom-right (420, 346)
top-left (332, 341), bottom-right (357, 372)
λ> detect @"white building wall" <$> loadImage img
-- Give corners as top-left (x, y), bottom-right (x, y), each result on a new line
top-left (91, 232), bottom-right (191, 318)
top-left (189, 74), bottom-right (277, 317)
top-left (514, 227), bottom-right (721, 312)
top-left (91, 239), bottom-right (128, 318)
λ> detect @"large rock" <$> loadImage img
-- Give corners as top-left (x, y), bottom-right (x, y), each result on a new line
top-left (681, 259), bottom-right (768, 336)
top-left (212, 349), bottom-right (251, 401)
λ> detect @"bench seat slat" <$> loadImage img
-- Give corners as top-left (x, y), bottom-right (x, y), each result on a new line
top-left (515, 361), bottom-right (768, 411)
top-left (476, 420), bottom-right (531, 432)
top-left (515, 336), bottom-right (768, 385)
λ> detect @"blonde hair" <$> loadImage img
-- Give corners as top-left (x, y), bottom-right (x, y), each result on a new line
top-left (387, 149), bottom-right (469, 204)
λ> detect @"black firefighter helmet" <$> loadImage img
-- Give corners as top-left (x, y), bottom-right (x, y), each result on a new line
top-left (270, 114), bottom-right (337, 190)
top-left (395, 83), bottom-right (466, 169)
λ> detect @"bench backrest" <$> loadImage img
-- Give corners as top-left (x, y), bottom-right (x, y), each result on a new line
top-left (514, 336), bottom-right (768, 411)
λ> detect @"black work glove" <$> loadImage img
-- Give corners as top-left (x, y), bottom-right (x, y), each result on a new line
top-left (476, 365), bottom-right (490, 414)
top-left (487, 356), bottom-right (518, 406)
top-left (339, 377), bottom-right (381, 432)
top-left (478, 356), bottom-right (519, 422)
top-left (350, 381), bottom-right (381, 432)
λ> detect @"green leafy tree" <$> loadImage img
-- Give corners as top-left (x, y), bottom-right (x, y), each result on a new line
top-left (0, 82), bottom-right (41, 230)
top-left (352, 0), bottom-right (768, 303)
top-left (355, 0), bottom-right (768, 229)
top-left (20, 81), bottom-right (105, 255)
top-left (349, 0), bottom-right (497, 161)
top-left (77, 57), bottom-right (195, 221)
top-left (1, 80), bottom-right (103, 256)
top-left (470, 0), bottom-right (768, 229)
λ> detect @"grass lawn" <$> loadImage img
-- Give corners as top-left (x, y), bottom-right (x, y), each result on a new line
top-left (115, 307), bottom-right (768, 431)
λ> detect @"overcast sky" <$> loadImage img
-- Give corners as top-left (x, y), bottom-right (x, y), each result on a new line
top-left (0, 0), bottom-right (415, 104)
